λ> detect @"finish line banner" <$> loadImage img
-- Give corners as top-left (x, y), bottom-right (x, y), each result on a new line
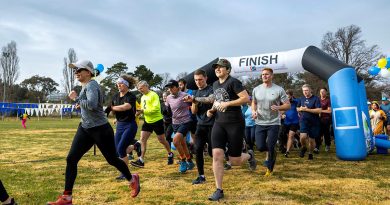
top-left (221, 47), bottom-right (307, 77)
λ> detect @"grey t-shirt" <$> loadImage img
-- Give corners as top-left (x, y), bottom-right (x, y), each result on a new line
top-left (76, 80), bottom-right (108, 128)
top-left (252, 83), bottom-right (288, 125)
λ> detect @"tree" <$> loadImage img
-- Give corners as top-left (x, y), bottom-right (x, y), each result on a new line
top-left (62, 48), bottom-right (78, 94)
top-left (157, 72), bottom-right (172, 90)
top-left (321, 24), bottom-right (383, 99)
top-left (0, 41), bottom-right (19, 87)
top-left (0, 41), bottom-right (20, 102)
top-left (176, 72), bottom-right (188, 81)
top-left (244, 73), bottom-right (296, 96)
top-left (20, 75), bottom-right (59, 101)
top-left (128, 65), bottom-right (163, 89)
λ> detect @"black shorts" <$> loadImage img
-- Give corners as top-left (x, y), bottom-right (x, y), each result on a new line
top-left (283, 123), bottom-right (299, 133)
top-left (211, 121), bottom-right (244, 157)
top-left (141, 119), bottom-right (164, 135)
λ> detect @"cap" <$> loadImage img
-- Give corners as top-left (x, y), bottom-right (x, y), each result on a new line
top-left (382, 97), bottom-right (388, 101)
top-left (165, 79), bottom-right (179, 88)
top-left (69, 60), bottom-right (94, 74)
top-left (212, 58), bottom-right (232, 70)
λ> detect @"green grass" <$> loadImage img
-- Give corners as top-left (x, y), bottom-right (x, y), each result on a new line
top-left (0, 118), bottom-right (390, 204)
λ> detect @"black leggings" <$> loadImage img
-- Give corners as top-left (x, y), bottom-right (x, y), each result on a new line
top-left (0, 180), bottom-right (9, 202)
top-left (65, 123), bottom-right (132, 191)
top-left (194, 125), bottom-right (213, 176)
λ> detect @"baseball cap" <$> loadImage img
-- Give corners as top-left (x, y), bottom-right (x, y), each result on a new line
top-left (382, 97), bottom-right (388, 101)
top-left (69, 60), bottom-right (94, 74)
top-left (165, 79), bottom-right (179, 88)
top-left (212, 58), bottom-right (232, 70)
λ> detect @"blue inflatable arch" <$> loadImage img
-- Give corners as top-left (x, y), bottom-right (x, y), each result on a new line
top-left (183, 45), bottom-right (378, 161)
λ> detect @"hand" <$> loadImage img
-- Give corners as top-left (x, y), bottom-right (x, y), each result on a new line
top-left (271, 105), bottom-right (280, 111)
top-left (281, 114), bottom-right (286, 119)
top-left (113, 119), bottom-right (117, 125)
top-left (68, 90), bottom-right (78, 101)
top-left (183, 95), bottom-right (194, 103)
top-left (135, 109), bottom-right (143, 117)
top-left (207, 109), bottom-right (215, 118)
top-left (252, 111), bottom-right (257, 119)
top-left (300, 106), bottom-right (307, 112)
top-left (213, 101), bottom-right (227, 112)
top-left (75, 103), bottom-right (80, 110)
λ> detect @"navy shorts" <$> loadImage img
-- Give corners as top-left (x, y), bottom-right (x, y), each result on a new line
top-left (300, 120), bottom-right (320, 139)
top-left (172, 121), bottom-right (192, 136)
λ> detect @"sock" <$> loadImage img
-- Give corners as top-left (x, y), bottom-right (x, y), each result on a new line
top-left (168, 152), bottom-right (173, 157)
top-left (139, 157), bottom-right (144, 162)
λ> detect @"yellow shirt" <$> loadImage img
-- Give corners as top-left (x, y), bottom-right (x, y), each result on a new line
top-left (140, 91), bottom-right (163, 123)
top-left (135, 101), bottom-right (141, 125)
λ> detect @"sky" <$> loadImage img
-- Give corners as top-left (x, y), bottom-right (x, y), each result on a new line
top-left (0, 0), bottom-right (389, 91)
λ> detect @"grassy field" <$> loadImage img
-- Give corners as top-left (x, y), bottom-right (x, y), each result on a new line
top-left (0, 117), bottom-right (389, 205)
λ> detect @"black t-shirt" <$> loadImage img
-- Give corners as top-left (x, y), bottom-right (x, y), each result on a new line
top-left (193, 85), bottom-right (214, 126)
top-left (161, 100), bottom-right (172, 124)
top-left (111, 92), bottom-right (136, 122)
top-left (213, 76), bottom-right (245, 123)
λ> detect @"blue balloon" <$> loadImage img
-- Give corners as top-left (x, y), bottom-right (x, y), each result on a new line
top-left (368, 66), bottom-right (380, 76)
top-left (386, 57), bottom-right (390, 68)
top-left (96, 64), bottom-right (104, 72)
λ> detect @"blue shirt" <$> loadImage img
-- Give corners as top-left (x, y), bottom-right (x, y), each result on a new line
top-left (380, 103), bottom-right (390, 117)
top-left (297, 95), bottom-right (321, 122)
top-left (284, 98), bottom-right (299, 125)
top-left (244, 106), bottom-right (256, 127)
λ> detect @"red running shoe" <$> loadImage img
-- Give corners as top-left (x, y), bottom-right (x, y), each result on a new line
top-left (129, 173), bottom-right (140, 198)
top-left (47, 195), bottom-right (72, 205)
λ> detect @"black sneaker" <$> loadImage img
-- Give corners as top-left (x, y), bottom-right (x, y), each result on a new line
top-left (167, 152), bottom-right (174, 165)
top-left (208, 189), bottom-right (224, 201)
top-left (284, 151), bottom-right (289, 158)
top-left (5, 198), bottom-right (17, 205)
top-left (247, 150), bottom-right (257, 171)
top-left (133, 141), bottom-right (142, 157)
top-left (308, 154), bottom-right (314, 160)
top-left (299, 147), bottom-right (307, 158)
top-left (313, 148), bottom-right (319, 154)
top-left (192, 175), bottom-right (206, 184)
top-left (130, 159), bottom-right (144, 168)
top-left (224, 163), bottom-right (232, 170)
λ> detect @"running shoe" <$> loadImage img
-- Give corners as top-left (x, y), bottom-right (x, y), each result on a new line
top-left (224, 163), bottom-right (232, 170)
top-left (167, 152), bottom-right (174, 165)
top-left (192, 175), bottom-right (206, 184)
top-left (179, 161), bottom-right (187, 173)
top-left (208, 189), bottom-right (224, 201)
top-left (299, 147), bottom-right (307, 158)
top-left (6, 198), bottom-right (17, 205)
top-left (247, 150), bottom-right (257, 171)
top-left (129, 173), bottom-right (140, 198)
top-left (186, 160), bottom-right (195, 170)
top-left (264, 168), bottom-right (273, 177)
top-left (313, 148), bottom-right (319, 154)
top-left (284, 151), bottom-right (289, 158)
top-left (130, 159), bottom-right (144, 168)
top-left (47, 195), bottom-right (72, 205)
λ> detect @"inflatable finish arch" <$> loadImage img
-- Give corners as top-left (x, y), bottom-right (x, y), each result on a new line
top-left (184, 46), bottom-right (379, 161)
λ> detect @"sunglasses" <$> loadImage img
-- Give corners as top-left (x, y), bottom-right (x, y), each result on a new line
top-left (74, 68), bottom-right (88, 74)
